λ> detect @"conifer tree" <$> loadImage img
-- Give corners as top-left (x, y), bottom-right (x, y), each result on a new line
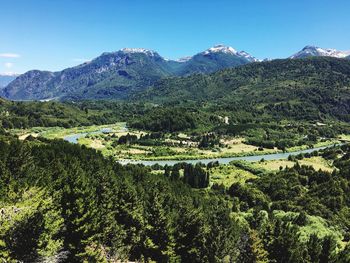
top-left (319, 236), bottom-right (336, 263)
top-left (307, 234), bottom-right (322, 263)
top-left (144, 190), bottom-right (175, 262)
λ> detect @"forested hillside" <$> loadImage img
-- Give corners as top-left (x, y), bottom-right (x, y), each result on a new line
top-left (137, 57), bottom-right (350, 121)
top-left (0, 132), bottom-right (239, 262)
top-left (0, 98), bottom-right (151, 129)
top-left (1, 131), bottom-right (350, 262)
top-left (3, 57), bottom-right (350, 128)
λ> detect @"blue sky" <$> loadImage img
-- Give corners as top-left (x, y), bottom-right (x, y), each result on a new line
top-left (1, 0), bottom-right (349, 74)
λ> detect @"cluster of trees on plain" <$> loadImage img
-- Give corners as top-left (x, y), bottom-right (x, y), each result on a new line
top-left (183, 163), bottom-right (210, 188)
top-left (112, 132), bottom-right (166, 147)
top-left (198, 133), bottom-right (221, 149)
top-left (163, 163), bottom-right (209, 188)
top-left (115, 133), bottom-right (138, 145)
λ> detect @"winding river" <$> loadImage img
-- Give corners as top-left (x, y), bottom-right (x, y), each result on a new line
top-left (117, 145), bottom-right (336, 166)
top-left (62, 127), bottom-right (340, 166)
top-left (63, 127), bottom-right (113, 144)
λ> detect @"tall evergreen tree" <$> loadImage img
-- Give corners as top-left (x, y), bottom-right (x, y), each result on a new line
top-left (307, 234), bottom-right (322, 263)
top-left (319, 236), bottom-right (336, 263)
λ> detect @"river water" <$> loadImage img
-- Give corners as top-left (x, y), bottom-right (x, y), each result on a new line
top-left (117, 145), bottom-right (336, 166)
top-left (62, 128), bottom-right (338, 166)
top-left (63, 127), bottom-right (114, 144)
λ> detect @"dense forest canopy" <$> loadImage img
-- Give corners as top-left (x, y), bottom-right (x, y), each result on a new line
top-left (1, 130), bottom-right (350, 262)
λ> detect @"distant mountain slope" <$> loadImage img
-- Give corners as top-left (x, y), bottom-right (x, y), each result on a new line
top-left (136, 57), bottom-right (350, 120)
top-left (2, 70), bottom-right (55, 99)
top-left (2, 49), bottom-right (174, 100)
top-left (290, 46), bottom-right (350, 59)
top-left (1, 45), bottom-right (257, 101)
top-left (176, 45), bottom-right (259, 75)
top-left (0, 74), bottom-right (18, 89)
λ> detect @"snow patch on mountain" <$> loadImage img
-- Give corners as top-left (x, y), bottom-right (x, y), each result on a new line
top-left (120, 48), bottom-right (159, 57)
top-left (203, 44), bottom-right (237, 55)
top-left (200, 45), bottom-right (260, 62)
top-left (177, 56), bottom-right (192, 62)
top-left (237, 51), bottom-right (261, 62)
top-left (290, 46), bottom-right (350, 59)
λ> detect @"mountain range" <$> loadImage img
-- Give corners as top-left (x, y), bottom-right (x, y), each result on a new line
top-left (0, 74), bottom-right (18, 90)
top-left (1, 45), bottom-right (257, 100)
top-left (136, 57), bottom-right (350, 121)
top-left (2, 45), bottom-right (350, 101)
top-left (290, 46), bottom-right (350, 59)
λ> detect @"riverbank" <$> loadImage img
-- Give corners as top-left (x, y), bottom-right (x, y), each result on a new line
top-left (10, 122), bottom-right (127, 141)
top-left (115, 139), bottom-right (340, 162)
top-left (9, 124), bottom-right (344, 166)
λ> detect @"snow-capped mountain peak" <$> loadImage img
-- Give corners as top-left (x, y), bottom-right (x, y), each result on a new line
top-left (290, 45), bottom-right (350, 59)
top-left (200, 45), bottom-right (260, 62)
top-left (203, 44), bottom-right (238, 55)
top-left (237, 51), bottom-right (261, 62)
top-left (120, 48), bottom-right (159, 57)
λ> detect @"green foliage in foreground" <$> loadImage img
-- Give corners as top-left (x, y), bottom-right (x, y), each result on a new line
top-left (0, 134), bottom-right (239, 262)
top-left (1, 129), bottom-right (350, 262)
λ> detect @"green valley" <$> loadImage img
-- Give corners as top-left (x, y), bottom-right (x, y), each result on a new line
top-left (2, 48), bottom-right (350, 263)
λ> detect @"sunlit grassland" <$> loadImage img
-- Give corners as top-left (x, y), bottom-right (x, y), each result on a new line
top-left (286, 139), bottom-right (340, 152)
top-left (299, 156), bottom-right (335, 172)
top-left (11, 122), bottom-right (126, 140)
top-left (77, 133), bottom-right (281, 160)
top-left (253, 160), bottom-right (295, 171)
top-left (340, 134), bottom-right (350, 141)
top-left (209, 164), bottom-right (257, 187)
top-left (273, 211), bottom-right (344, 245)
top-left (253, 156), bottom-right (335, 172)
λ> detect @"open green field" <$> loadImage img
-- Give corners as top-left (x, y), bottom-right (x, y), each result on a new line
top-left (253, 156), bottom-right (335, 172)
top-left (340, 134), bottom-right (350, 142)
top-left (10, 124), bottom-right (278, 160)
top-left (83, 132), bottom-right (339, 161)
top-left (11, 123), bottom-right (125, 139)
top-left (9, 123), bottom-right (342, 163)
top-left (77, 135), bottom-right (339, 161)
top-left (209, 164), bottom-right (257, 187)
